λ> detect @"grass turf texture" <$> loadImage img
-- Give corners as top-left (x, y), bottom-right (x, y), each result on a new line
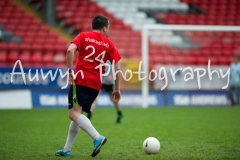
top-left (0, 107), bottom-right (240, 160)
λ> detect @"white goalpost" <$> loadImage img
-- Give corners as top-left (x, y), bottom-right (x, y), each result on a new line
top-left (141, 25), bottom-right (240, 108)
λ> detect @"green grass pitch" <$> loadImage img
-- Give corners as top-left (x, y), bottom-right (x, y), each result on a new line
top-left (0, 107), bottom-right (240, 160)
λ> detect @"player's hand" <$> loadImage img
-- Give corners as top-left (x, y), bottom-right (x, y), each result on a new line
top-left (68, 73), bottom-right (75, 85)
top-left (111, 90), bottom-right (121, 103)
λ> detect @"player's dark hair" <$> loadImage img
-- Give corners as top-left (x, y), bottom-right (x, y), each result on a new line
top-left (234, 55), bottom-right (239, 59)
top-left (92, 15), bottom-right (109, 30)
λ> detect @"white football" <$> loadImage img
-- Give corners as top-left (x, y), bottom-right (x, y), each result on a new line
top-left (142, 137), bottom-right (160, 154)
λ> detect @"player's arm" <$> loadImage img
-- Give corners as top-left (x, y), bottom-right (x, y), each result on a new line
top-left (109, 42), bottom-right (121, 103)
top-left (111, 61), bottom-right (121, 103)
top-left (113, 61), bottom-right (121, 90)
top-left (67, 43), bottom-right (77, 69)
top-left (66, 43), bottom-right (77, 84)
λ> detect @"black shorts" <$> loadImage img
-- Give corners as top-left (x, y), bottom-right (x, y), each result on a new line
top-left (101, 84), bottom-right (113, 94)
top-left (68, 85), bottom-right (99, 113)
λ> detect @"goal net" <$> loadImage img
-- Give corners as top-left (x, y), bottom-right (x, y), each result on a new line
top-left (141, 25), bottom-right (240, 108)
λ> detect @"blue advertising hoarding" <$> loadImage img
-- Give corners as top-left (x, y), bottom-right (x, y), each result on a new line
top-left (31, 89), bottom-right (68, 108)
top-left (167, 90), bottom-right (229, 106)
top-left (31, 89), bottom-right (229, 108)
top-left (31, 90), bottom-right (165, 108)
top-left (0, 67), bottom-right (68, 89)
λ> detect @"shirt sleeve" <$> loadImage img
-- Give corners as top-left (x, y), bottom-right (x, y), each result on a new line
top-left (108, 43), bottom-right (121, 64)
top-left (71, 33), bottom-right (83, 51)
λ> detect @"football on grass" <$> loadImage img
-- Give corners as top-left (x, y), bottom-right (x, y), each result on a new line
top-left (143, 137), bottom-right (160, 154)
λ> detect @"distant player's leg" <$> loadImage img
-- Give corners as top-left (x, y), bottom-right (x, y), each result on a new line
top-left (107, 84), bottom-right (123, 123)
top-left (236, 87), bottom-right (240, 105)
top-left (113, 101), bottom-right (123, 123)
top-left (228, 87), bottom-right (235, 106)
top-left (55, 121), bottom-right (80, 156)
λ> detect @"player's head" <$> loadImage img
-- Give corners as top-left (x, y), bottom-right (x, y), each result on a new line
top-left (233, 55), bottom-right (239, 63)
top-left (92, 15), bottom-right (110, 37)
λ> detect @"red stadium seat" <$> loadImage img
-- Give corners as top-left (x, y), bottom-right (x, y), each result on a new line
top-left (222, 49), bottom-right (233, 56)
top-left (150, 55), bottom-right (164, 64)
top-left (186, 56), bottom-right (197, 65)
top-left (0, 18), bottom-right (8, 24)
top-left (48, 32), bottom-right (58, 39)
top-left (31, 51), bottom-right (42, 63)
top-left (191, 50), bottom-right (201, 56)
top-left (169, 49), bottom-right (179, 56)
top-left (180, 49), bottom-right (190, 56)
top-left (196, 57), bottom-right (208, 65)
top-left (175, 56), bottom-right (185, 65)
top-left (211, 49), bottom-right (222, 56)
top-left (149, 48), bottom-right (157, 55)
top-left (0, 43), bottom-right (8, 51)
top-left (19, 44), bottom-right (31, 52)
top-left (54, 44), bottom-right (67, 53)
top-left (201, 49), bottom-right (212, 56)
top-left (7, 43), bottom-right (19, 52)
top-left (56, 37), bottom-right (67, 45)
top-left (218, 57), bottom-right (231, 65)
top-left (14, 31), bottom-right (25, 37)
top-left (164, 55), bottom-right (176, 64)
top-left (28, 25), bottom-right (39, 32)
top-left (5, 24), bottom-right (16, 31)
top-left (36, 31), bottom-right (48, 38)
top-left (44, 44), bottom-right (55, 52)
top-left (34, 38), bottom-right (45, 45)
top-left (42, 51), bottom-right (54, 63)
top-left (31, 44), bottom-right (43, 52)
top-left (25, 31), bottom-right (36, 37)
top-left (31, 19), bottom-right (42, 26)
top-left (0, 51), bottom-right (7, 62)
top-left (208, 56), bottom-right (218, 65)
top-left (19, 51), bottom-right (31, 63)
top-left (8, 50), bottom-right (19, 62)
top-left (39, 24), bottom-right (50, 32)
